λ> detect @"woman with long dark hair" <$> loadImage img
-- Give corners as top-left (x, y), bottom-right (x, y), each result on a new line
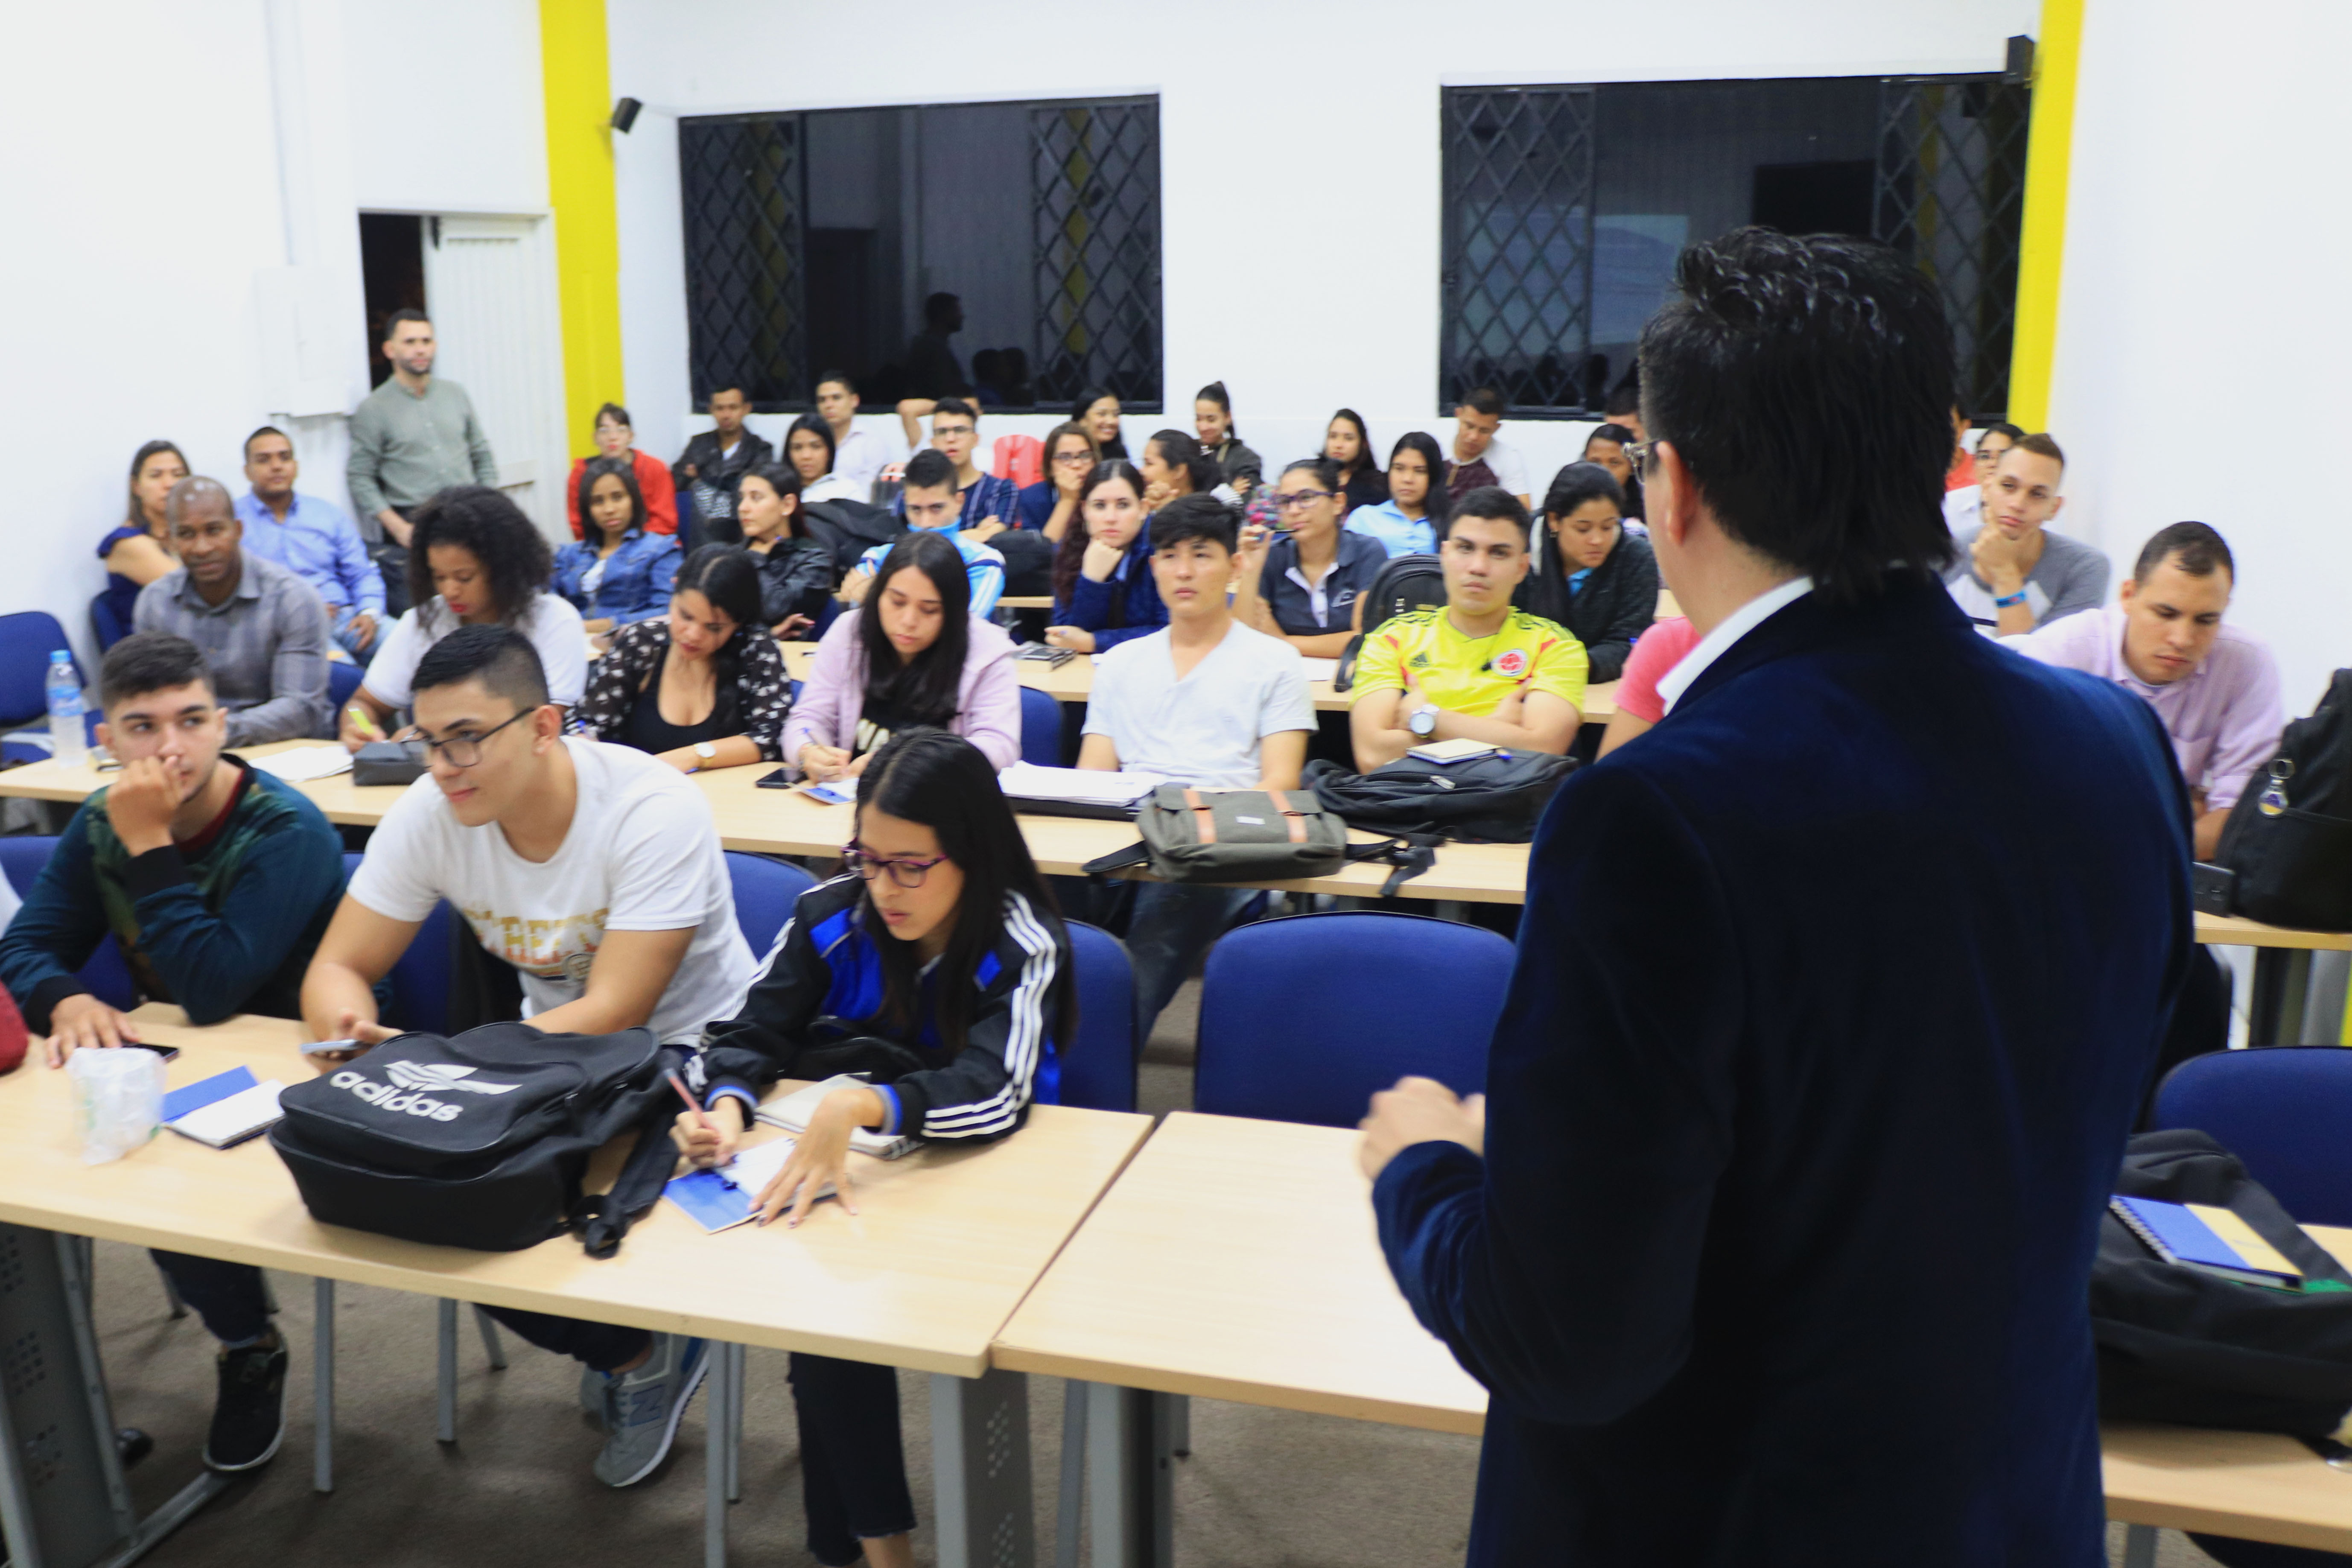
top-left (552, 456), bottom-right (681, 633)
top-left (1138, 429), bottom-right (1223, 511)
top-left (1073, 386), bottom-right (1127, 458)
top-left (99, 440), bottom-right (189, 628)
top-left (571, 544), bottom-right (791, 772)
top-left (340, 485), bottom-right (588, 747)
top-left (1345, 431), bottom-right (1447, 558)
top-left (1517, 461), bottom-right (1656, 684)
top-left (1323, 409), bottom-right (1389, 511)
top-left (677, 727), bottom-right (1074, 1568)
top-left (1193, 381), bottom-right (1263, 495)
top-left (786, 530), bottom-right (1019, 781)
top-left (1233, 457), bottom-right (1387, 658)
top-left (784, 413), bottom-right (863, 505)
top-left (564, 401), bottom-right (678, 538)
top-left (730, 461), bottom-right (835, 638)
top-left (1011, 420), bottom-right (1098, 540)
top-left (1044, 461), bottom-right (1162, 654)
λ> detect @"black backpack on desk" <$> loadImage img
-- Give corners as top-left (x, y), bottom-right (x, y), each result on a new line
top-left (271, 1022), bottom-right (677, 1253)
top-left (2217, 669), bottom-right (2352, 930)
top-left (1332, 554), bottom-right (1445, 692)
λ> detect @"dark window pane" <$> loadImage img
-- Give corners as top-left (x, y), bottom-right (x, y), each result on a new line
top-left (680, 115), bottom-right (806, 410)
top-left (1441, 88), bottom-right (1596, 415)
top-left (1033, 101), bottom-right (1163, 409)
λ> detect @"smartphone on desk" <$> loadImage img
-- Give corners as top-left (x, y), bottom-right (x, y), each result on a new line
top-left (300, 1038), bottom-right (365, 1064)
top-left (122, 1042), bottom-right (179, 1062)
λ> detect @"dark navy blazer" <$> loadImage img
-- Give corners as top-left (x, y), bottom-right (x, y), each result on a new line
top-left (1374, 575), bottom-right (2192, 1566)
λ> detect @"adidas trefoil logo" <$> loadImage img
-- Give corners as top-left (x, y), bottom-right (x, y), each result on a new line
top-left (383, 1062), bottom-right (521, 1095)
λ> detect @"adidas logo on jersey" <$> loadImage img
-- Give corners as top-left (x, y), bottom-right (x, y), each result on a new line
top-left (330, 1061), bottom-right (517, 1123)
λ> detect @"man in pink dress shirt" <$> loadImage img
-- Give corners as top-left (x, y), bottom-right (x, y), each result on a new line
top-left (2012, 521), bottom-right (2283, 861)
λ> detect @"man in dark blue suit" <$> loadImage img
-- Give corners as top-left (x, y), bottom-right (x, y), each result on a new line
top-left (1363, 228), bottom-right (2192, 1566)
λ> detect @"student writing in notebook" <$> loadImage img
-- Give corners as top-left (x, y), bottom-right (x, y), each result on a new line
top-left (677, 730), bottom-right (1072, 1568)
top-left (0, 634), bottom-right (345, 1476)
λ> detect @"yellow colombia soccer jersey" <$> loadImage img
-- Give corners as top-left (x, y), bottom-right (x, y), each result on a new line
top-left (1348, 607), bottom-right (1590, 717)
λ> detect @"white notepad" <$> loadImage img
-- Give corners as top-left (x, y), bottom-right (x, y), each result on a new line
top-left (753, 1074), bottom-right (919, 1159)
top-left (250, 745), bottom-right (354, 783)
top-left (167, 1080), bottom-right (285, 1148)
top-left (995, 762), bottom-right (1164, 809)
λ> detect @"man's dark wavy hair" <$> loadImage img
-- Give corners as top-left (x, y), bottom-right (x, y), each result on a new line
top-left (1639, 226), bottom-right (1958, 603)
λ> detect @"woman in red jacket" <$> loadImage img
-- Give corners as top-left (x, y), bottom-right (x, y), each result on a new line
top-left (565, 402), bottom-right (678, 538)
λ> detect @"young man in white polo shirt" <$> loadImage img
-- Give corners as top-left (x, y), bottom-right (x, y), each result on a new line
top-left (1077, 493), bottom-right (1315, 1030)
top-left (302, 625), bottom-right (756, 1489)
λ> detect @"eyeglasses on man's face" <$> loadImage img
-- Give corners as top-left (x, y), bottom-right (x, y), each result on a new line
top-left (406, 708), bottom-right (531, 769)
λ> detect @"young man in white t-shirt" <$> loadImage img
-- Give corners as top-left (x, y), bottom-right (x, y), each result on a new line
top-left (301, 625), bottom-right (756, 1489)
top-left (1077, 493), bottom-right (1315, 1031)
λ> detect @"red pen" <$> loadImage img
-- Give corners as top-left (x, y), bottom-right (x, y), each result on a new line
top-left (666, 1070), bottom-right (715, 1133)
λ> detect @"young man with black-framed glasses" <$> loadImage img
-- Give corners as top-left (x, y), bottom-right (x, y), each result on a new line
top-left (301, 624), bottom-right (756, 1488)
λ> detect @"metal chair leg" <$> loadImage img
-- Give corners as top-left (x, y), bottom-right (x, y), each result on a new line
top-left (314, 1279), bottom-right (335, 1493)
top-left (471, 1305), bottom-right (507, 1370)
top-left (1167, 1393), bottom-right (1190, 1458)
top-left (2120, 1524), bottom-right (2158, 1568)
top-left (436, 1299), bottom-right (458, 1443)
top-left (725, 1342), bottom-right (744, 1504)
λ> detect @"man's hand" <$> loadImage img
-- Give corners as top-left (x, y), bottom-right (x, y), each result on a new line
top-left (1358, 1076), bottom-right (1487, 1181)
top-left (304, 1010), bottom-right (400, 1075)
top-left (43, 994), bottom-right (141, 1067)
top-left (1491, 679), bottom-right (1531, 727)
top-left (347, 610), bottom-right (379, 651)
top-left (965, 517), bottom-right (1007, 544)
top-left (375, 508), bottom-right (413, 548)
top-left (1970, 527), bottom-right (2027, 594)
top-left (103, 757), bottom-right (181, 856)
top-left (838, 565), bottom-right (875, 606)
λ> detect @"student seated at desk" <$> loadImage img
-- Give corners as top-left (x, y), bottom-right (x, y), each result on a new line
top-left (676, 729), bottom-right (1073, 1568)
top-left (303, 626), bottom-right (756, 1487)
top-left (1348, 486), bottom-right (1588, 771)
top-left (838, 450), bottom-right (1006, 618)
top-left (1075, 494), bottom-right (1313, 1031)
top-left (724, 461), bottom-right (834, 640)
top-left (339, 486), bottom-right (588, 748)
top-left (785, 531), bottom-right (1019, 782)
top-left (1596, 615), bottom-right (1698, 758)
top-left (552, 456), bottom-right (681, 634)
top-left (1517, 461), bottom-right (1657, 683)
top-left (1230, 457), bottom-right (1385, 659)
top-left (1941, 433), bottom-right (2108, 635)
top-left (1345, 431), bottom-right (1446, 558)
top-left (0, 633), bottom-right (344, 1475)
top-left (572, 545), bottom-right (791, 774)
top-left (1043, 460), bottom-right (1162, 654)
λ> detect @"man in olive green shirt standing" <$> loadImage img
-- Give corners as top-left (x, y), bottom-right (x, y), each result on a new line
top-left (347, 310), bottom-right (498, 612)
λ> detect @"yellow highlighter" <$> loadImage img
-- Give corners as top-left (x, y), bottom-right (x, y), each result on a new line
top-left (345, 704), bottom-right (382, 742)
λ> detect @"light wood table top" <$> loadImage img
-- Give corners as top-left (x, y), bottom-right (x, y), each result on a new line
top-left (998, 596), bottom-right (1054, 610)
top-left (992, 1112), bottom-right (1488, 1434)
top-left (2, 1007), bottom-right (1150, 1377)
top-left (2104, 1421), bottom-right (2352, 1551)
top-left (780, 641), bottom-right (1620, 719)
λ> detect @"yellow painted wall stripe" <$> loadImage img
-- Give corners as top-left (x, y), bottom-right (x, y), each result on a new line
top-left (539, 0), bottom-right (624, 457)
top-left (2006, 0), bottom-right (2084, 432)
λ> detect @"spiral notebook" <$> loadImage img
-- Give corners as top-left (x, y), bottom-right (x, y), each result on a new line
top-left (2110, 1195), bottom-right (2305, 1289)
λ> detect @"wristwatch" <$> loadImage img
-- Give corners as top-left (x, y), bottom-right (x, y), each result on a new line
top-left (1407, 705), bottom-right (1439, 739)
top-left (690, 742), bottom-right (718, 772)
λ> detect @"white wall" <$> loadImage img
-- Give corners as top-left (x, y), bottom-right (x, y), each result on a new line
top-left (341, 0), bottom-right (548, 215)
top-left (2049, 0), bottom-right (2352, 710)
top-left (607, 0), bottom-right (2032, 490)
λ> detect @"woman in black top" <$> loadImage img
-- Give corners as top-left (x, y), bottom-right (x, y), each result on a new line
top-left (1324, 408), bottom-right (1389, 511)
top-left (1232, 457), bottom-right (1387, 658)
top-left (1518, 462), bottom-right (1656, 684)
top-left (571, 545), bottom-right (791, 773)
top-left (1192, 381), bottom-right (1263, 495)
top-left (729, 461), bottom-right (836, 638)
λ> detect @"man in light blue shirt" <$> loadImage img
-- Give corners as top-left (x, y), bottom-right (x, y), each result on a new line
top-left (841, 449), bottom-right (1005, 615)
top-left (236, 426), bottom-right (387, 661)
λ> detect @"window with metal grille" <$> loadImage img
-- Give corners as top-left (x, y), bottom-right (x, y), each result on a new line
top-left (1440, 76), bottom-right (2031, 421)
top-left (679, 97), bottom-right (1161, 415)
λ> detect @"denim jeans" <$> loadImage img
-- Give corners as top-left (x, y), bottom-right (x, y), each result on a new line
top-left (327, 602), bottom-right (380, 663)
top-left (149, 1251), bottom-right (271, 1346)
top-left (790, 1354), bottom-right (915, 1566)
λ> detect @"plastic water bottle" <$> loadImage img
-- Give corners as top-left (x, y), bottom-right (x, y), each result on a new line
top-left (45, 650), bottom-right (88, 768)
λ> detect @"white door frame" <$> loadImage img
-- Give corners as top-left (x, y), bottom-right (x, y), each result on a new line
top-left (420, 212), bottom-right (571, 542)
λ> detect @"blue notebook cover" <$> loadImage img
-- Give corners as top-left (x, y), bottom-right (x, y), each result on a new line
top-left (664, 1169), bottom-right (759, 1233)
top-left (163, 1065), bottom-right (258, 1124)
top-left (2111, 1194), bottom-right (2290, 1277)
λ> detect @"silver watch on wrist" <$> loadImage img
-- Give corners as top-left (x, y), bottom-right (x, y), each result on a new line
top-left (1407, 704), bottom-right (1439, 739)
top-left (691, 742), bottom-right (718, 771)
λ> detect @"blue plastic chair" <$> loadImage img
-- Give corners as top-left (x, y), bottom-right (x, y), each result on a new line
top-left (2156, 1048), bottom-right (2352, 1228)
top-left (1019, 684), bottom-right (1062, 767)
top-left (0, 612), bottom-right (80, 727)
top-left (1194, 911), bottom-right (1515, 1127)
top-left (0, 836), bottom-right (138, 1010)
top-left (339, 853), bottom-right (455, 1035)
top-left (90, 593), bottom-right (129, 653)
top-left (725, 850), bottom-right (817, 960)
top-left (1052, 920), bottom-right (1137, 1113)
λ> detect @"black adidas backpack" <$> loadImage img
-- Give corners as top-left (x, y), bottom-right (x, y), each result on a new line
top-left (271, 1022), bottom-right (676, 1253)
top-left (1333, 553), bottom-right (1445, 692)
top-left (2216, 669), bottom-right (2352, 930)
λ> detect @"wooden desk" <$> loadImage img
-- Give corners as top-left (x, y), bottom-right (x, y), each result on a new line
top-left (998, 1113), bottom-right (2352, 1561)
top-left (998, 596), bottom-right (1053, 610)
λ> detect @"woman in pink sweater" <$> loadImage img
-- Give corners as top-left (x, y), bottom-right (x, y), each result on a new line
top-left (785, 530), bottom-right (1022, 780)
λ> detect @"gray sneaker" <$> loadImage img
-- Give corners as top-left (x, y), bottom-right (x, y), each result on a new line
top-left (592, 1334), bottom-right (709, 1486)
